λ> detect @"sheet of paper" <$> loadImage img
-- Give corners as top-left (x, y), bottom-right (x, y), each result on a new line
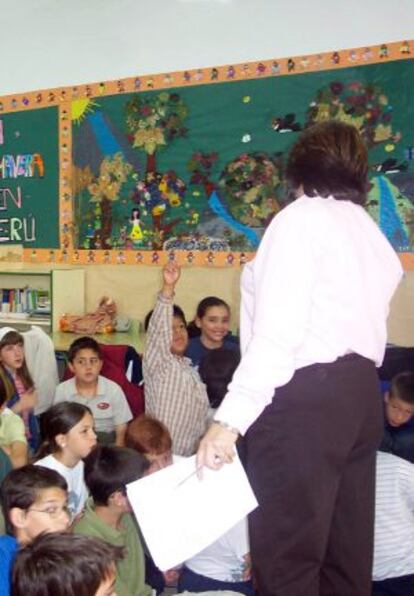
top-left (126, 454), bottom-right (258, 571)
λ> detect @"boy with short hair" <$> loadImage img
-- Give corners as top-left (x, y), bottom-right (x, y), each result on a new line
top-left (12, 532), bottom-right (124, 596)
top-left (0, 465), bottom-right (70, 595)
top-left (73, 444), bottom-right (152, 596)
top-left (54, 336), bottom-right (132, 446)
top-left (380, 371), bottom-right (414, 463)
top-left (143, 263), bottom-right (209, 456)
top-left (0, 371), bottom-right (27, 469)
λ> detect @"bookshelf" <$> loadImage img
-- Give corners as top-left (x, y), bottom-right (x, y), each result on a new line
top-left (0, 267), bottom-right (85, 333)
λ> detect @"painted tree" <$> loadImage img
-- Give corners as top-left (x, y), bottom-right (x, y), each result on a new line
top-left (87, 153), bottom-right (132, 248)
top-left (125, 91), bottom-right (189, 173)
top-left (187, 151), bottom-right (218, 197)
top-left (306, 81), bottom-right (401, 148)
top-left (218, 152), bottom-right (284, 229)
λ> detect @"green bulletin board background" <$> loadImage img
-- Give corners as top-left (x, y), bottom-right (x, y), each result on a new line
top-left (72, 59), bottom-right (414, 254)
top-left (0, 106), bottom-right (59, 248)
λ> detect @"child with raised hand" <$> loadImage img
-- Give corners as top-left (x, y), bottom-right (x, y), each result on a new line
top-left (186, 297), bottom-right (240, 368)
top-left (0, 465), bottom-right (71, 596)
top-left (54, 337), bottom-right (132, 446)
top-left (0, 329), bottom-right (39, 452)
top-left (143, 262), bottom-right (209, 456)
top-left (35, 401), bottom-right (97, 516)
top-left (12, 532), bottom-right (123, 596)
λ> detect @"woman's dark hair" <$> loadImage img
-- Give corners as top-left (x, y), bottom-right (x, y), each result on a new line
top-left (286, 120), bottom-right (369, 206)
top-left (144, 304), bottom-right (186, 332)
top-left (1, 465), bottom-right (68, 534)
top-left (35, 402), bottom-right (92, 459)
top-left (12, 532), bottom-right (124, 596)
top-left (188, 297), bottom-right (231, 338)
top-left (83, 445), bottom-right (149, 506)
top-left (0, 330), bottom-right (34, 390)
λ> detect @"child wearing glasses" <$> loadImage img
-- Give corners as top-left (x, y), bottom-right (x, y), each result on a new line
top-left (0, 464), bottom-right (71, 596)
top-left (12, 532), bottom-right (123, 596)
top-left (54, 337), bottom-right (132, 446)
top-left (35, 401), bottom-right (97, 516)
top-left (73, 444), bottom-right (152, 596)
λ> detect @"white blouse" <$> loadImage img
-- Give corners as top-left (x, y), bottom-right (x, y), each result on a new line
top-left (216, 195), bottom-right (403, 435)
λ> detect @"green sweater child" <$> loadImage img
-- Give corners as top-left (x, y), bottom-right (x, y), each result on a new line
top-left (74, 445), bottom-right (152, 596)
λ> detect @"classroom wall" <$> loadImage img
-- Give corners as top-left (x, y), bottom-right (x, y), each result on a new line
top-left (82, 267), bottom-right (414, 347)
top-left (3, 0), bottom-right (414, 345)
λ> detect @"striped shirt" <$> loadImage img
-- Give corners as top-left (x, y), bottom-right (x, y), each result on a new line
top-left (143, 293), bottom-right (209, 456)
top-left (373, 451), bottom-right (414, 581)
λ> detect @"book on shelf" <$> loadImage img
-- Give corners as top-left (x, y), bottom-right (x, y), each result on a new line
top-left (0, 288), bottom-right (51, 317)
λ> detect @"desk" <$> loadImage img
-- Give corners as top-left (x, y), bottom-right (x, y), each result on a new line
top-left (51, 321), bottom-right (145, 353)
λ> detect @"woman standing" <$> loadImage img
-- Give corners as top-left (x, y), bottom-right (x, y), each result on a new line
top-left (197, 121), bottom-right (403, 596)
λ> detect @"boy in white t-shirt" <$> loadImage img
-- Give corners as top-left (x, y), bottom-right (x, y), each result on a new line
top-left (54, 337), bottom-right (132, 446)
top-left (126, 414), bottom-right (254, 596)
top-left (178, 518), bottom-right (253, 595)
top-left (372, 451), bottom-right (414, 595)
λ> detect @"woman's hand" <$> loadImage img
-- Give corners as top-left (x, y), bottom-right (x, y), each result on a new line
top-left (196, 422), bottom-right (238, 472)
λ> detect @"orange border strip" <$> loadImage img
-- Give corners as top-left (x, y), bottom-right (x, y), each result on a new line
top-left (0, 38), bottom-right (413, 268)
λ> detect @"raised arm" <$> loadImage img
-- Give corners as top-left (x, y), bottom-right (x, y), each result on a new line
top-left (143, 263), bottom-right (181, 377)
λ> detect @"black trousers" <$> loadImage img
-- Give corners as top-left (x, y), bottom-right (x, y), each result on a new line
top-left (372, 574), bottom-right (414, 595)
top-left (246, 354), bottom-right (383, 596)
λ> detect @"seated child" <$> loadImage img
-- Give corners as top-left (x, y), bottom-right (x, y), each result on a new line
top-left (0, 465), bottom-right (70, 595)
top-left (126, 413), bottom-right (253, 596)
top-left (126, 414), bottom-right (174, 474)
top-left (126, 414), bottom-right (176, 594)
top-left (54, 337), bottom-right (132, 446)
top-left (199, 349), bottom-right (241, 411)
top-left (12, 532), bottom-right (124, 596)
top-left (186, 297), bottom-right (240, 368)
top-left (379, 371), bottom-right (414, 463)
top-left (0, 371), bottom-right (28, 469)
top-left (372, 451), bottom-right (414, 595)
top-left (73, 444), bottom-right (152, 596)
top-left (35, 402), bottom-right (97, 516)
top-left (0, 329), bottom-right (40, 452)
top-left (143, 263), bottom-right (209, 456)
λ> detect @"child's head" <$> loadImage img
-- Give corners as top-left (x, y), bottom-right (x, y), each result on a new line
top-left (0, 329), bottom-right (34, 387)
top-left (36, 402), bottom-right (97, 462)
top-left (83, 445), bottom-right (149, 509)
top-left (144, 304), bottom-right (188, 356)
top-left (194, 297), bottom-right (231, 348)
top-left (12, 532), bottom-right (123, 596)
top-left (126, 415), bottom-right (173, 474)
top-left (199, 348), bottom-right (241, 408)
top-left (0, 465), bottom-right (70, 542)
top-left (384, 371), bottom-right (414, 427)
top-left (67, 336), bottom-right (103, 384)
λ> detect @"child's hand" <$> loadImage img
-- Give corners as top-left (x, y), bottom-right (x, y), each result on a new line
top-left (163, 568), bottom-right (180, 585)
top-left (19, 388), bottom-right (37, 411)
top-left (162, 262), bottom-right (181, 295)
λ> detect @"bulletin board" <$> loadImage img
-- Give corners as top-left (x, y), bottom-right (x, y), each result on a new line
top-left (0, 106), bottom-right (59, 248)
top-left (1, 39), bottom-right (414, 268)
